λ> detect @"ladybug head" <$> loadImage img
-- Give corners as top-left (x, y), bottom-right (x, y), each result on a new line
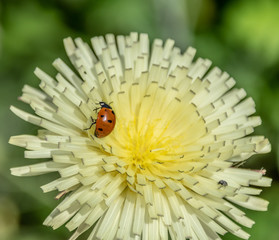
top-left (99, 102), bottom-right (112, 109)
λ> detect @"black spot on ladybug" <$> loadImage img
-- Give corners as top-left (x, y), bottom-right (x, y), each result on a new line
top-left (101, 115), bottom-right (104, 118)
top-left (108, 120), bottom-right (112, 123)
top-left (112, 111), bottom-right (115, 115)
top-left (98, 128), bottom-right (103, 131)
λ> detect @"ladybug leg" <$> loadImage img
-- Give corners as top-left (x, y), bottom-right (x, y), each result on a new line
top-left (93, 107), bottom-right (100, 113)
top-left (84, 116), bottom-right (96, 130)
top-left (93, 103), bottom-right (101, 113)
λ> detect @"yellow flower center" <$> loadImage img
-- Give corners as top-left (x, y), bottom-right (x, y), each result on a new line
top-left (117, 102), bottom-right (206, 178)
top-left (85, 68), bottom-right (208, 180)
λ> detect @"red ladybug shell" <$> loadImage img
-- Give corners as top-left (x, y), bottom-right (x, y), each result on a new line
top-left (94, 102), bottom-right (116, 138)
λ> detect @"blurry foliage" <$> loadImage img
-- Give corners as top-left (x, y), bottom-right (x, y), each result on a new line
top-left (1, 1), bottom-right (73, 83)
top-left (84, 0), bottom-right (156, 36)
top-left (222, 0), bottom-right (279, 67)
top-left (0, 0), bottom-right (278, 239)
top-left (0, 196), bottom-right (19, 239)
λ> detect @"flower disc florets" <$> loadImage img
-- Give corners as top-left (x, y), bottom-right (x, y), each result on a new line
top-left (10, 32), bottom-right (271, 240)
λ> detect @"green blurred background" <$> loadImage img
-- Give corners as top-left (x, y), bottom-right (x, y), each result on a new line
top-left (0, 0), bottom-right (278, 239)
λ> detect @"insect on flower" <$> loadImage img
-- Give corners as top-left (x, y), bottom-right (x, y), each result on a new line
top-left (85, 102), bottom-right (116, 138)
top-left (218, 179), bottom-right (228, 187)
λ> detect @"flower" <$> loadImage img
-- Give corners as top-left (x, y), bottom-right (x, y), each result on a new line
top-left (10, 32), bottom-right (271, 240)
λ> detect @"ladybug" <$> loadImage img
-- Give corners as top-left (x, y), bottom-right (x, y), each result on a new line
top-left (86, 102), bottom-right (116, 138)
